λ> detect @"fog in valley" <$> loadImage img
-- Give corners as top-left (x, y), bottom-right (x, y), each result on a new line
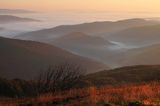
top-left (2, 0), bottom-right (160, 105)
top-left (1, 11), bottom-right (160, 38)
top-left (1, 10), bottom-right (160, 72)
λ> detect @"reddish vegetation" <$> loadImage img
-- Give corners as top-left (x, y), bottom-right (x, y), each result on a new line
top-left (1, 82), bottom-right (160, 106)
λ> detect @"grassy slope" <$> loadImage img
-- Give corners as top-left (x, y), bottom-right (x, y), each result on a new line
top-left (86, 65), bottom-right (160, 86)
top-left (1, 65), bottom-right (160, 105)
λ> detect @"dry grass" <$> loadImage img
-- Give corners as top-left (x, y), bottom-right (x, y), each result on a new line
top-left (1, 82), bottom-right (160, 106)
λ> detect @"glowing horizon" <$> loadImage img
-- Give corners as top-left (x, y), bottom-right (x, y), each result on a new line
top-left (0, 0), bottom-right (160, 13)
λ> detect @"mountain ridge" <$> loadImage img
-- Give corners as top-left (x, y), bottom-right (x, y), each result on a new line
top-left (15, 18), bottom-right (158, 42)
top-left (0, 15), bottom-right (40, 24)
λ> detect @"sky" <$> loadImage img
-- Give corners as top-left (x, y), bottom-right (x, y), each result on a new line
top-left (0, 0), bottom-right (160, 13)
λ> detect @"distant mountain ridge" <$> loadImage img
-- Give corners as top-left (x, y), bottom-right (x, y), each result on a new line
top-left (53, 32), bottom-right (113, 46)
top-left (15, 18), bottom-right (158, 41)
top-left (14, 18), bottom-right (160, 68)
top-left (0, 15), bottom-right (40, 24)
top-left (0, 9), bottom-right (35, 14)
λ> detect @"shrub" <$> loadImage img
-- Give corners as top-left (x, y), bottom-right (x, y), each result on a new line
top-left (128, 101), bottom-right (142, 106)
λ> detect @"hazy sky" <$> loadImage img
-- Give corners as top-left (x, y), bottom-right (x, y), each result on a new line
top-left (1, 0), bottom-right (160, 13)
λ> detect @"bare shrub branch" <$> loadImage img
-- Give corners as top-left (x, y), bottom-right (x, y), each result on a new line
top-left (36, 63), bottom-right (85, 94)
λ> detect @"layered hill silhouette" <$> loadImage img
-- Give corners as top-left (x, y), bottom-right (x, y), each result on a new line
top-left (15, 18), bottom-right (158, 67)
top-left (13, 18), bottom-right (160, 68)
top-left (0, 37), bottom-right (107, 79)
top-left (86, 65), bottom-right (160, 86)
top-left (0, 15), bottom-right (40, 24)
top-left (15, 18), bottom-right (158, 42)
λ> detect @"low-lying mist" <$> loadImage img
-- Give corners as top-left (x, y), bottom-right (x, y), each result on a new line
top-left (1, 11), bottom-right (160, 38)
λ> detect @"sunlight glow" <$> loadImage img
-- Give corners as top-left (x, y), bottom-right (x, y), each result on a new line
top-left (0, 0), bottom-right (160, 13)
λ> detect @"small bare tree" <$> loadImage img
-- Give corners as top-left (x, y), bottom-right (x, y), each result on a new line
top-left (36, 63), bottom-right (85, 94)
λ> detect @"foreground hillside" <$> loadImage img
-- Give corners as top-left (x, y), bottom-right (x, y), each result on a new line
top-left (86, 65), bottom-right (160, 86)
top-left (0, 65), bottom-right (160, 105)
top-left (1, 82), bottom-right (160, 106)
top-left (0, 37), bottom-right (107, 79)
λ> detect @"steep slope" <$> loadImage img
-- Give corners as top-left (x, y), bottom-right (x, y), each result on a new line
top-left (0, 15), bottom-right (40, 24)
top-left (52, 32), bottom-right (125, 66)
top-left (0, 37), bottom-right (107, 79)
top-left (86, 65), bottom-right (160, 86)
top-left (15, 18), bottom-right (158, 42)
top-left (108, 24), bottom-right (160, 46)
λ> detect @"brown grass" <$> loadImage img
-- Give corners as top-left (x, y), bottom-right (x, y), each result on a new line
top-left (1, 82), bottom-right (160, 106)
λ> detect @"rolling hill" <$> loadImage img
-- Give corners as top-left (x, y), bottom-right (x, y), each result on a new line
top-left (108, 24), bottom-right (160, 46)
top-left (13, 18), bottom-right (160, 68)
top-left (120, 44), bottom-right (160, 66)
top-left (0, 15), bottom-right (40, 24)
top-left (53, 32), bottom-right (113, 46)
top-left (86, 65), bottom-right (160, 86)
top-left (0, 37), bottom-right (107, 80)
top-left (52, 32), bottom-right (125, 66)
top-left (14, 18), bottom-right (157, 67)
